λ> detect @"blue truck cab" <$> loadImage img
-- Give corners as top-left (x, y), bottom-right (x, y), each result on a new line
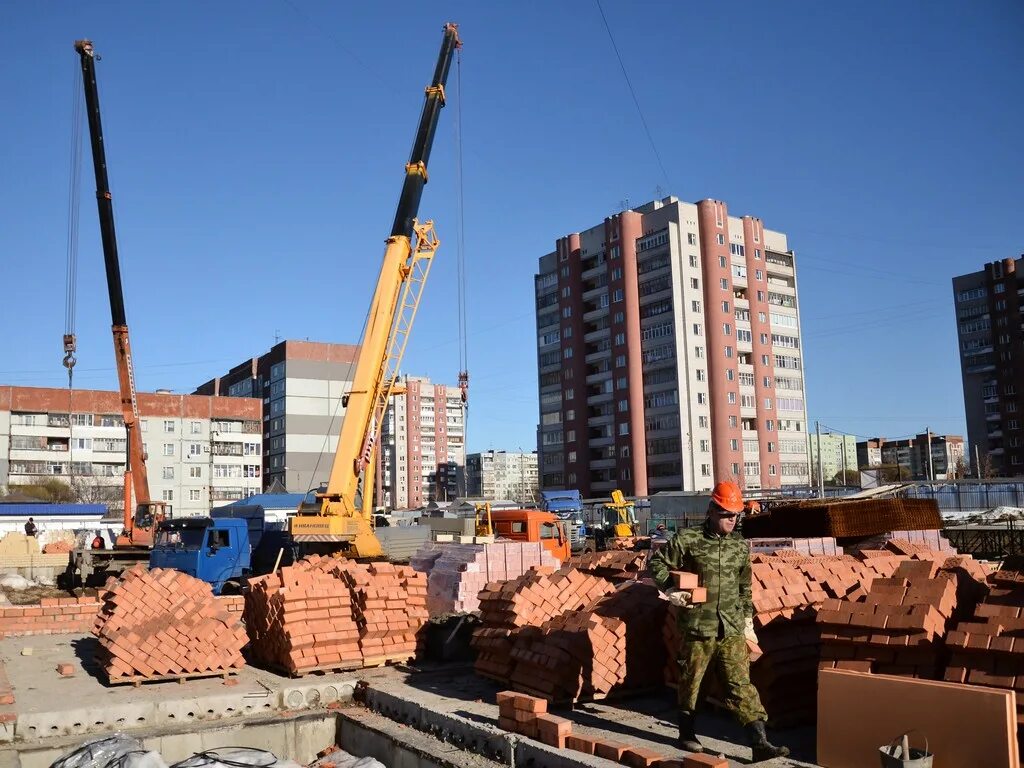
top-left (150, 517), bottom-right (250, 594)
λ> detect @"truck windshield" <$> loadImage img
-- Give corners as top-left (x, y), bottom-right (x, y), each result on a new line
top-left (155, 528), bottom-right (205, 548)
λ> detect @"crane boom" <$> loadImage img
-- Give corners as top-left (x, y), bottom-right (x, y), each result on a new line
top-left (291, 23), bottom-right (461, 556)
top-left (75, 40), bottom-right (166, 546)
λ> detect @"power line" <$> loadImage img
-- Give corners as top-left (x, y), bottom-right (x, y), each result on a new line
top-left (594, 0), bottom-right (672, 193)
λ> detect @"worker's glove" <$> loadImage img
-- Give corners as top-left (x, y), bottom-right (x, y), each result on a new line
top-left (665, 589), bottom-right (693, 609)
top-left (744, 617), bottom-right (758, 645)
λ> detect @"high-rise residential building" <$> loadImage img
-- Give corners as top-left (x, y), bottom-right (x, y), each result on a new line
top-left (808, 432), bottom-right (858, 485)
top-left (953, 256), bottom-right (1024, 477)
top-left (857, 434), bottom-right (966, 480)
top-left (381, 376), bottom-right (466, 509)
top-left (0, 385), bottom-right (262, 517)
top-left (535, 196), bottom-right (810, 498)
top-left (466, 450), bottom-right (539, 504)
top-left (195, 340), bottom-right (359, 493)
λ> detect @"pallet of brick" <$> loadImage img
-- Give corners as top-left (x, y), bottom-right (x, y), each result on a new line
top-left (508, 610), bottom-right (627, 702)
top-left (411, 541), bottom-right (559, 615)
top-left (0, 532), bottom-right (40, 557)
top-left (244, 561), bottom-right (363, 675)
top-left (340, 562), bottom-right (428, 664)
top-left (568, 550), bottom-right (648, 582)
top-left (742, 498), bottom-right (942, 539)
top-left (93, 566), bottom-right (246, 683)
top-left (816, 560), bottom-right (958, 680)
top-left (747, 537), bottom-right (842, 556)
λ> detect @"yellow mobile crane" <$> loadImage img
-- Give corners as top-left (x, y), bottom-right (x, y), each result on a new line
top-left (289, 23), bottom-right (462, 557)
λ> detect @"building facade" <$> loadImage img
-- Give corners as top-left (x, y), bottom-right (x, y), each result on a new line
top-left (195, 340), bottom-right (360, 493)
top-left (953, 256), bottom-right (1024, 477)
top-left (0, 385), bottom-right (262, 517)
top-left (857, 434), bottom-right (966, 480)
top-left (466, 450), bottom-right (539, 504)
top-left (808, 432), bottom-right (858, 485)
top-left (535, 196), bottom-right (810, 498)
top-left (381, 376), bottom-right (466, 509)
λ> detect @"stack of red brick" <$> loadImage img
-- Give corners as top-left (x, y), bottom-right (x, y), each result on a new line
top-left (42, 540), bottom-right (73, 554)
top-left (93, 566), bottom-right (246, 681)
top-left (472, 567), bottom-right (614, 686)
top-left (568, 551), bottom-right (648, 582)
top-left (244, 556), bottom-right (430, 675)
top-left (0, 596), bottom-right (99, 638)
top-left (945, 564), bottom-right (1024, 721)
top-left (495, 690), bottom-right (720, 767)
top-left (340, 562), bottom-right (428, 663)
top-left (817, 559), bottom-right (957, 679)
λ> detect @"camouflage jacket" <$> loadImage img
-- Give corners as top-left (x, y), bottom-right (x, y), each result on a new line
top-left (649, 521), bottom-right (753, 639)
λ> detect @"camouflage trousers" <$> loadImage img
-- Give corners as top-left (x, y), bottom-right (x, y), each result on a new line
top-left (676, 634), bottom-right (767, 726)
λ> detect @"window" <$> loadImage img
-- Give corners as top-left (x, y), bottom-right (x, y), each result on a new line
top-left (699, 440), bottom-right (710, 452)
top-left (163, 420), bottom-right (175, 433)
top-left (696, 369), bottom-right (706, 381)
top-left (616, 378), bottom-right (627, 389)
top-left (693, 323), bottom-right (703, 336)
top-left (615, 355), bottom-right (626, 367)
top-left (719, 256), bottom-right (727, 268)
top-left (725, 346), bottom-right (733, 358)
top-left (754, 249), bottom-right (761, 259)
top-left (737, 329), bottom-right (752, 343)
top-left (720, 278), bottom-right (729, 290)
top-left (695, 346), bottom-right (704, 358)
top-left (764, 398), bottom-right (773, 409)
top-left (162, 443), bottom-right (175, 457)
top-left (617, 399), bottom-right (628, 413)
top-left (611, 267), bottom-right (623, 281)
top-left (766, 420), bottom-right (774, 431)
top-left (744, 461), bottom-right (760, 477)
top-left (563, 348), bottom-right (573, 359)
top-left (689, 255), bottom-right (698, 268)
top-left (731, 462), bottom-right (740, 475)
top-left (612, 288), bottom-right (624, 303)
top-left (722, 301), bottom-right (730, 313)
top-left (730, 243), bottom-right (745, 257)
top-left (741, 394), bottom-right (755, 408)
top-left (717, 234), bottom-right (725, 245)
top-left (691, 278), bottom-right (699, 289)
top-left (755, 270), bottom-right (763, 281)
top-left (692, 300), bottom-right (701, 312)
top-left (730, 439), bottom-right (739, 451)
top-left (767, 442), bottom-right (775, 453)
top-left (566, 388), bottom-right (575, 400)
top-left (723, 323), bottom-right (732, 336)
top-left (162, 467), bottom-right (174, 480)
top-left (697, 392), bottom-right (707, 404)
top-left (688, 233), bottom-right (697, 245)
top-left (190, 421), bottom-right (202, 434)
top-left (994, 283), bottom-right (1006, 294)
top-left (729, 416), bottom-right (738, 427)
top-left (699, 416), bottom-right (709, 428)
top-left (189, 489), bottom-right (202, 502)
top-left (188, 442), bottom-right (202, 457)
top-left (162, 490), bottom-right (173, 501)
top-left (618, 423), bottom-right (629, 436)
top-left (728, 392), bottom-right (736, 404)
top-left (614, 332), bottom-right (625, 345)
top-left (71, 413), bottom-right (93, 427)
top-left (189, 466), bottom-right (202, 478)
top-left (726, 369), bottom-right (734, 381)
top-left (701, 463), bottom-right (711, 477)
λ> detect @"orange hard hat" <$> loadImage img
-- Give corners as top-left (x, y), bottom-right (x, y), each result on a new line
top-left (710, 481), bottom-right (744, 513)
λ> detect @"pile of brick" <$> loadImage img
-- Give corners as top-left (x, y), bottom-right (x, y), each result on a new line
top-left (93, 566), bottom-right (246, 681)
top-left (41, 540), bottom-right (73, 554)
top-left (944, 563), bottom-right (1024, 721)
top-left (410, 541), bottom-right (559, 615)
top-left (0, 532), bottom-right (40, 556)
top-left (591, 583), bottom-right (669, 691)
top-left (743, 498), bottom-right (942, 539)
top-left (244, 556), bottom-right (431, 675)
top-left (244, 562), bottom-right (363, 675)
top-left (472, 567), bottom-right (615, 686)
top-left (340, 562), bottom-right (428, 663)
top-left (567, 550), bottom-right (648, 581)
top-left (0, 596), bottom-right (99, 638)
top-left (747, 536), bottom-right (841, 556)
top-left (817, 559), bottom-right (957, 679)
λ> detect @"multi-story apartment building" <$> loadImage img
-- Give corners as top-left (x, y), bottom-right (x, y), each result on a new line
top-left (535, 196), bottom-right (810, 497)
top-left (0, 385), bottom-right (261, 517)
top-left (953, 256), bottom-right (1024, 477)
top-left (466, 450), bottom-right (539, 504)
top-left (808, 432), bottom-right (858, 485)
top-left (858, 434), bottom-right (966, 480)
top-left (195, 340), bottom-right (359, 493)
top-left (381, 376), bottom-right (466, 509)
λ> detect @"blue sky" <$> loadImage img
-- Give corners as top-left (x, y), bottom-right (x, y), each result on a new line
top-left (1, 1), bottom-right (1021, 455)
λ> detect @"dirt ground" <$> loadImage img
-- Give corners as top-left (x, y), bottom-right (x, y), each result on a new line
top-left (0, 584), bottom-right (98, 605)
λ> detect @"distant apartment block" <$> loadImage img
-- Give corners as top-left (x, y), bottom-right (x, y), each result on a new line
top-left (535, 196), bottom-right (810, 497)
top-left (195, 340), bottom-right (359, 494)
top-left (856, 434), bottom-right (966, 480)
top-left (466, 450), bottom-right (539, 504)
top-left (808, 432), bottom-right (858, 484)
top-left (953, 256), bottom-right (1024, 477)
top-left (0, 385), bottom-right (262, 517)
top-left (381, 376), bottom-right (466, 509)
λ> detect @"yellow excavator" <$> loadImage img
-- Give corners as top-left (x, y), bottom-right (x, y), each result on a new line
top-left (289, 23), bottom-right (462, 557)
top-left (583, 489), bottom-right (640, 552)
top-left (474, 502), bottom-right (493, 537)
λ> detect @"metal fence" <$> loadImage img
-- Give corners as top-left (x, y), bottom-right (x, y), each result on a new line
top-left (901, 481), bottom-right (1024, 516)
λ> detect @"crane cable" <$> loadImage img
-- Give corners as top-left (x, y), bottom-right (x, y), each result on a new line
top-left (453, 44), bottom-right (470, 496)
top-left (65, 52), bottom-right (85, 489)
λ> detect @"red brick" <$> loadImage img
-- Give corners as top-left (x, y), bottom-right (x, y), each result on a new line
top-left (56, 663), bottom-right (74, 677)
top-left (671, 572), bottom-right (700, 590)
top-left (682, 755), bottom-right (729, 768)
top-left (534, 713), bottom-right (571, 748)
top-left (565, 734), bottom-right (598, 754)
top-left (593, 740), bottom-right (629, 761)
top-left (623, 747), bottom-right (666, 767)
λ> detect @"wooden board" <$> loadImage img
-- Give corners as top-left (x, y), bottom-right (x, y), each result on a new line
top-left (105, 669), bottom-right (237, 687)
top-left (817, 669), bottom-right (1019, 768)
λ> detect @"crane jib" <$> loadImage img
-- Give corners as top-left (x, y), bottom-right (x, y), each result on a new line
top-left (390, 24), bottom-right (461, 240)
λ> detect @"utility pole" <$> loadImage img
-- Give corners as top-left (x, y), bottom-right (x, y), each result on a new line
top-left (815, 421), bottom-right (825, 498)
top-left (841, 434), bottom-right (848, 487)
top-left (975, 445), bottom-right (982, 479)
top-left (926, 427), bottom-right (934, 483)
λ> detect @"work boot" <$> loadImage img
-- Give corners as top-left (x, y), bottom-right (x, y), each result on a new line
top-left (745, 720), bottom-right (790, 761)
top-left (677, 710), bottom-right (703, 752)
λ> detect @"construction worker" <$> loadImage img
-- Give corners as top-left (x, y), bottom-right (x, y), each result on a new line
top-left (24, 517), bottom-right (37, 537)
top-left (649, 480), bottom-right (789, 761)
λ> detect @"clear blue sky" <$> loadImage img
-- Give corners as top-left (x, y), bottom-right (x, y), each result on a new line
top-left (1, 2), bottom-right (1021, 455)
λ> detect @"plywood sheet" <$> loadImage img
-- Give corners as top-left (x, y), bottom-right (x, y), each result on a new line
top-left (817, 669), bottom-right (1018, 768)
